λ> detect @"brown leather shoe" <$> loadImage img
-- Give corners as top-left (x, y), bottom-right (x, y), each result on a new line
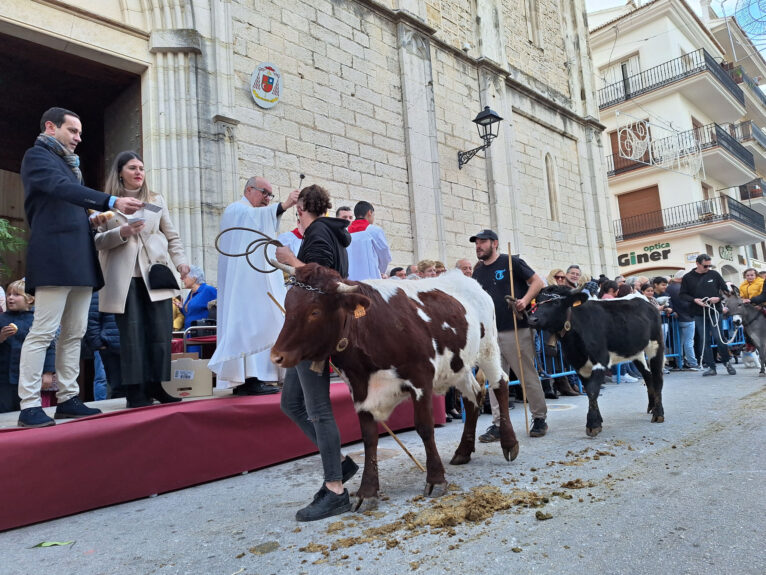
top-left (555, 377), bottom-right (579, 396)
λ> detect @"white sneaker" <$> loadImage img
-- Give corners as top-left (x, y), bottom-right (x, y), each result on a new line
top-left (621, 374), bottom-right (639, 383)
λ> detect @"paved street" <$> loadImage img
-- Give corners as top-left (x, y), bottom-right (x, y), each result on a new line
top-left (1, 368), bottom-right (764, 575)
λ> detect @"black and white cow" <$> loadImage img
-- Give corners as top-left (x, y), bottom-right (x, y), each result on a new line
top-left (527, 286), bottom-right (665, 436)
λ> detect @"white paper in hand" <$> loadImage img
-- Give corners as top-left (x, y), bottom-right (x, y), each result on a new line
top-left (143, 203), bottom-right (162, 213)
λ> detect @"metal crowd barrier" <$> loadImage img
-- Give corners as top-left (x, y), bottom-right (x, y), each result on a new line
top-left (613, 314), bottom-right (744, 382)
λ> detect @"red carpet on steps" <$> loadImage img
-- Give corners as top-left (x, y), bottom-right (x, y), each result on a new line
top-left (0, 383), bottom-right (445, 531)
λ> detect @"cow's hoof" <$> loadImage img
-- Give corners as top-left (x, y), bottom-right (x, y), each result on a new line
top-left (503, 442), bottom-right (520, 462)
top-left (424, 482), bottom-right (448, 498)
top-left (449, 452), bottom-right (471, 465)
top-left (586, 426), bottom-right (602, 437)
top-left (651, 414), bottom-right (665, 423)
top-left (352, 496), bottom-right (379, 513)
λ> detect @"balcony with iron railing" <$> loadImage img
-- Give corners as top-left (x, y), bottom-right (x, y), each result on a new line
top-left (605, 122), bottom-right (754, 177)
top-left (729, 120), bottom-right (766, 174)
top-left (599, 48), bottom-right (745, 110)
top-left (740, 178), bottom-right (765, 201)
top-left (730, 120), bottom-right (766, 149)
top-left (739, 178), bottom-right (766, 217)
top-left (614, 196), bottom-right (766, 244)
top-left (729, 66), bottom-right (766, 123)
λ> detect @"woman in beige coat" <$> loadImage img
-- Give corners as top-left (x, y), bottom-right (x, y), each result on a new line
top-left (95, 151), bottom-right (189, 407)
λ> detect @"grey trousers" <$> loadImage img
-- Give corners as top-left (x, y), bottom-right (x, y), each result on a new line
top-left (489, 328), bottom-right (548, 423)
top-left (280, 360), bottom-right (343, 483)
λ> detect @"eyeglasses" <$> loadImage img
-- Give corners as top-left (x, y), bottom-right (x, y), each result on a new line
top-left (702, 264), bottom-right (712, 269)
top-left (250, 186), bottom-right (274, 199)
top-left (554, 275), bottom-right (566, 280)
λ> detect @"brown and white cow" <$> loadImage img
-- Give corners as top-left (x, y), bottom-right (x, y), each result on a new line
top-left (269, 262), bottom-right (518, 506)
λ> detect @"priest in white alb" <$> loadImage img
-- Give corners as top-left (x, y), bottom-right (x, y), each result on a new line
top-left (208, 177), bottom-right (299, 395)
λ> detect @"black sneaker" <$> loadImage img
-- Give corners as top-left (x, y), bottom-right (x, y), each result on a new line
top-left (341, 456), bottom-right (359, 483)
top-left (529, 418), bottom-right (548, 437)
top-left (18, 407), bottom-right (55, 428)
top-left (233, 379), bottom-right (279, 396)
top-left (702, 367), bottom-right (717, 377)
top-left (725, 362), bottom-right (737, 375)
top-left (54, 397), bottom-right (102, 419)
top-left (296, 486), bottom-right (351, 522)
top-left (478, 424), bottom-right (500, 443)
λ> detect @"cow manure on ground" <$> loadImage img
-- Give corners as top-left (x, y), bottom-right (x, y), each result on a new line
top-left (561, 478), bottom-right (596, 489)
top-left (326, 521), bottom-right (345, 534)
top-left (308, 485), bottom-right (548, 556)
top-left (248, 541), bottom-right (280, 555)
top-left (535, 511), bottom-right (553, 521)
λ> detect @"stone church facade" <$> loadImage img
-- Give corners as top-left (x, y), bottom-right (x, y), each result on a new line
top-left (0, 0), bottom-right (616, 278)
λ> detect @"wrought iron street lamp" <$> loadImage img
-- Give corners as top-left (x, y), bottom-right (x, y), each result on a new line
top-left (457, 106), bottom-right (503, 169)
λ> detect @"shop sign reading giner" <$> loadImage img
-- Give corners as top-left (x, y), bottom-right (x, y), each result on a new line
top-left (251, 63), bottom-right (281, 109)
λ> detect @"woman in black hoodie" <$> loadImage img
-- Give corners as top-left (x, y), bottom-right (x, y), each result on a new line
top-left (275, 185), bottom-right (356, 522)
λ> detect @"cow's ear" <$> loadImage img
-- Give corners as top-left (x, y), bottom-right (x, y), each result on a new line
top-left (571, 292), bottom-right (589, 307)
top-left (339, 293), bottom-right (372, 314)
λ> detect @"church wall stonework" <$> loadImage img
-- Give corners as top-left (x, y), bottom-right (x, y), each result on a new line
top-left (1, 0), bottom-right (616, 279)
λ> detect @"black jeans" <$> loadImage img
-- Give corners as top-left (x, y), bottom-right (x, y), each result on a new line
top-left (694, 313), bottom-right (730, 368)
top-left (280, 360), bottom-right (342, 483)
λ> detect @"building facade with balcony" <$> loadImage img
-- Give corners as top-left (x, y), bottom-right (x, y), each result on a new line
top-left (589, 0), bottom-right (766, 283)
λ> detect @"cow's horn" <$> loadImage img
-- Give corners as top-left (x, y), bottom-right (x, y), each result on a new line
top-left (336, 282), bottom-right (359, 293)
top-left (265, 253), bottom-right (296, 277)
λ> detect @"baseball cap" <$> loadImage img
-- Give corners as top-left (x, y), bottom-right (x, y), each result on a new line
top-left (469, 229), bottom-right (498, 243)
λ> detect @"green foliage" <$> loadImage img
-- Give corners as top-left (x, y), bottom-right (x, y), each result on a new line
top-left (0, 218), bottom-right (26, 282)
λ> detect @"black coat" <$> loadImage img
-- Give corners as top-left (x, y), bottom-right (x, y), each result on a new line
top-left (679, 269), bottom-right (728, 316)
top-left (21, 141), bottom-right (111, 292)
top-left (297, 217), bottom-right (351, 278)
top-left (666, 281), bottom-right (693, 322)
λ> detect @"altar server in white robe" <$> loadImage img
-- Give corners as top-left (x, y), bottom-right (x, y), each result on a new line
top-left (208, 177), bottom-right (299, 395)
top-left (277, 217), bottom-right (304, 257)
top-left (346, 201), bottom-right (392, 281)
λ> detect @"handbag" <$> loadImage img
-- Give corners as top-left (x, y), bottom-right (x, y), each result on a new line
top-left (148, 263), bottom-right (181, 290)
top-left (141, 239), bottom-right (181, 290)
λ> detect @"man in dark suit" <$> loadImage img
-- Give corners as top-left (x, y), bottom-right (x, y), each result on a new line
top-left (17, 107), bottom-right (142, 428)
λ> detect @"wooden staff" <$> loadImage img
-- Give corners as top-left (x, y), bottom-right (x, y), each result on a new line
top-left (266, 291), bottom-right (426, 473)
top-left (508, 243), bottom-right (530, 436)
